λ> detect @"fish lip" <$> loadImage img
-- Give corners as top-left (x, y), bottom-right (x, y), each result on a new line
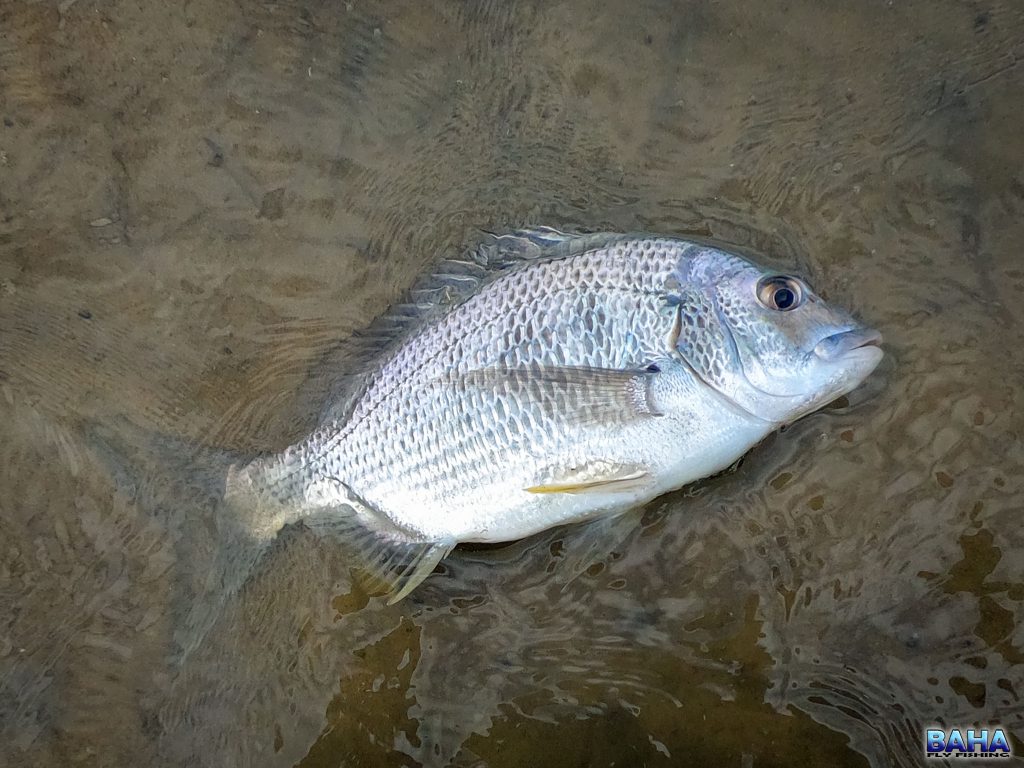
top-left (813, 327), bottom-right (884, 362)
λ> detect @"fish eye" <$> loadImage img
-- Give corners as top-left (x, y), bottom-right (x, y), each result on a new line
top-left (756, 275), bottom-right (804, 312)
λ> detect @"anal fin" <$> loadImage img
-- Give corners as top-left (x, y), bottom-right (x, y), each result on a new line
top-left (304, 478), bottom-right (455, 604)
top-left (381, 541), bottom-right (455, 604)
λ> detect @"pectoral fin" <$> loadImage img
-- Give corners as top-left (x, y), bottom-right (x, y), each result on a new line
top-left (525, 461), bottom-right (651, 495)
top-left (450, 364), bottom-right (663, 427)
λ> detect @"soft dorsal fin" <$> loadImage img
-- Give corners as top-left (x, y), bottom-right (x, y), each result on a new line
top-left (311, 257), bottom-right (491, 424)
top-left (308, 229), bottom-right (627, 425)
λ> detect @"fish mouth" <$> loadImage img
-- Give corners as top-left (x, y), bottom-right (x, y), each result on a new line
top-left (813, 327), bottom-right (884, 362)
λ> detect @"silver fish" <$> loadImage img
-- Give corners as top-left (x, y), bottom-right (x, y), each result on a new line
top-left (228, 229), bottom-right (883, 602)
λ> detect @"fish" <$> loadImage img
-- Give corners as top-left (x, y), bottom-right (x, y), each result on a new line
top-left (225, 228), bottom-right (884, 604)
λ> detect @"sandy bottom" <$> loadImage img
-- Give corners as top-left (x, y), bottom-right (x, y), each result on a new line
top-left (1, 0), bottom-right (1023, 765)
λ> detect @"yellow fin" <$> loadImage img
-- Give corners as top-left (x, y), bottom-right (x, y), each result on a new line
top-left (525, 464), bottom-right (650, 495)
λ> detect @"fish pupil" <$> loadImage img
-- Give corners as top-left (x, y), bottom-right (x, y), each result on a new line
top-left (774, 286), bottom-right (795, 309)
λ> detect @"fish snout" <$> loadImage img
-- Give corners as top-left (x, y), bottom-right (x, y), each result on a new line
top-left (813, 327), bottom-right (883, 362)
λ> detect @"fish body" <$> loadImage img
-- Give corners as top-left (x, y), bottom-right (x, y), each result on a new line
top-left (231, 230), bottom-right (883, 600)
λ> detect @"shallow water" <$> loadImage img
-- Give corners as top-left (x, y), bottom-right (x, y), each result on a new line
top-left (2, 0), bottom-right (1023, 765)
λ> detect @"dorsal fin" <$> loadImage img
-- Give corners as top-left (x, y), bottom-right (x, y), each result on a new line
top-left (307, 228), bottom-right (626, 425)
top-left (471, 227), bottom-right (625, 269)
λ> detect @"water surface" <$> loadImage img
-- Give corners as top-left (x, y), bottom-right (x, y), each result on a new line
top-left (2, 1), bottom-right (1023, 766)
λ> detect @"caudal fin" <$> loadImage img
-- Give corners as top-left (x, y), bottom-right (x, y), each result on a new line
top-left (87, 418), bottom-right (287, 662)
top-left (0, 278), bottom-right (337, 663)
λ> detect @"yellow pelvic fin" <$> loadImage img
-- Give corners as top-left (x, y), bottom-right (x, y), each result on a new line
top-left (525, 466), bottom-right (650, 495)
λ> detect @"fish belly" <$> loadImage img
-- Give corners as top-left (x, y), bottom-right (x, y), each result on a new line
top-left (362, 408), bottom-right (769, 543)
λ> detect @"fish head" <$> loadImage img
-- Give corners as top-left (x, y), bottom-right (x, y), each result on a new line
top-left (669, 246), bottom-right (883, 425)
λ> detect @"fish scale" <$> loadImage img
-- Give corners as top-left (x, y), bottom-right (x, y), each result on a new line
top-left (340, 254), bottom-right (678, 477)
top-left (230, 229), bottom-right (882, 603)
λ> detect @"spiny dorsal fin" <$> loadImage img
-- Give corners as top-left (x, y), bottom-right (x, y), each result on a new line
top-left (471, 227), bottom-right (628, 269)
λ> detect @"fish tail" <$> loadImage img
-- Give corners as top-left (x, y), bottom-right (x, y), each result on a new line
top-left (86, 418), bottom-right (288, 662)
top-left (0, 279), bottom-right (317, 659)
